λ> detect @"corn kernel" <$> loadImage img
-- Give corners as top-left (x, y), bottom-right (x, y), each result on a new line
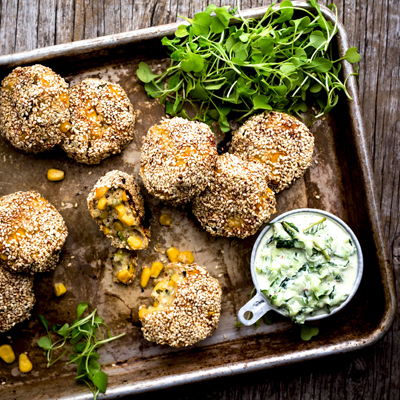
top-left (166, 247), bottom-right (180, 262)
top-left (60, 121), bottom-right (71, 133)
top-left (138, 306), bottom-right (148, 320)
top-left (19, 353), bottom-right (33, 373)
top-left (97, 197), bottom-right (107, 210)
top-left (150, 262), bottom-right (163, 278)
top-left (103, 227), bottom-right (110, 235)
top-left (114, 204), bottom-right (125, 218)
top-left (95, 187), bottom-right (109, 199)
top-left (0, 254), bottom-right (7, 260)
top-left (168, 273), bottom-right (180, 287)
top-left (117, 270), bottom-right (134, 284)
top-left (154, 281), bottom-right (167, 292)
top-left (122, 191), bottom-right (128, 202)
top-left (0, 345), bottom-right (15, 363)
top-left (128, 236), bottom-right (142, 250)
top-left (47, 169), bottom-right (64, 182)
top-left (119, 214), bottom-right (134, 226)
top-left (114, 221), bottom-right (124, 232)
top-left (54, 283), bottom-right (67, 297)
top-left (140, 268), bottom-right (151, 288)
top-left (159, 214), bottom-right (173, 226)
top-left (153, 301), bottom-right (159, 308)
top-left (177, 251), bottom-right (194, 264)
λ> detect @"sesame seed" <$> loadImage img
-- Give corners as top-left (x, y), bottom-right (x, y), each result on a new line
top-left (223, 334), bottom-right (227, 339)
top-left (68, 263), bottom-right (72, 267)
top-left (315, 195), bottom-right (320, 199)
top-left (74, 203), bottom-right (78, 208)
top-left (218, 273), bottom-right (223, 278)
top-left (88, 171), bottom-right (92, 175)
top-left (71, 256), bottom-right (75, 259)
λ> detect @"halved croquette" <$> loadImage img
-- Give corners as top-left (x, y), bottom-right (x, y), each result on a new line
top-left (87, 170), bottom-right (150, 250)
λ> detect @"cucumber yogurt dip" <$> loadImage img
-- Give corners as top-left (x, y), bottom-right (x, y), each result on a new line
top-left (255, 212), bottom-right (359, 324)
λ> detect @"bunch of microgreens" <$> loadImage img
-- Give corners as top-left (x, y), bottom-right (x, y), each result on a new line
top-left (37, 302), bottom-right (125, 400)
top-left (137, 0), bottom-right (360, 132)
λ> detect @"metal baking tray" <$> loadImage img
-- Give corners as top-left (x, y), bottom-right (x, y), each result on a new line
top-left (0, 2), bottom-right (396, 399)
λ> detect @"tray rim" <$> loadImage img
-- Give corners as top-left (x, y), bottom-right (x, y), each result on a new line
top-left (0, 2), bottom-right (396, 398)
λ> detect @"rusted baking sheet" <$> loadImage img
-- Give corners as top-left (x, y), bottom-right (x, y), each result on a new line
top-left (0, 2), bottom-right (396, 399)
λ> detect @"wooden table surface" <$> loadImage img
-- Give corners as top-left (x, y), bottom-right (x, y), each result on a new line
top-left (1, 0), bottom-right (398, 399)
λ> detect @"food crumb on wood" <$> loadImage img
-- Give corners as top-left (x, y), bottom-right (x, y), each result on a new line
top-left (74, 203), bottom-right (78, 208)
top-left (315, 160), bottom-right (318, 164)
top-left (221, 250), bottom-right (224, 254)
top-left (71, 256), bottom-right (75, 259)
top-left (315, 195), bottom-right (320, 199)
top-left (218, 273), bottom-right (223, 278)
top-left (215, 266), bottom-right (219, 269)
top-left (88, 171), bottom-right (92, 175)
top-left (223, 334), bottom-right (227, 339)
top-left (6, 336), bottom-right (11, 340)
top-left (175, 222), bottom-right (180, 226)
top-left (1, 382), bottom-right (5, 385)
top-left (112, 364), bottom-right (116, 367)
top-left (61, 201), bottom-right (65, 206)
top-left (68, 263), bottom-right (72, 267)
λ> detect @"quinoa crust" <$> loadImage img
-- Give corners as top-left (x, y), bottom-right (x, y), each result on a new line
top-left (230, 111), bottom-right (314, 193)
top-left (0, 266), bottom-right (35, 333)
top-left (140, 263), bottom-right (222, 348)
top-left (87, 170), bottom-right (150, 250)
top-left (60, 78), bottom-right (136, 164)
top-left (140, 117), bottom-right (218, 205)
top-left (0, 64), bottom-right (70, 153)
top-left (192, 153), bottom-right (277, 239)
top-left (0, 191), bottom-right (68, 274)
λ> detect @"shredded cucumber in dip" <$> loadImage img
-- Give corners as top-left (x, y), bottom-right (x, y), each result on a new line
top-left (255, 215), bottom-right (357, 324)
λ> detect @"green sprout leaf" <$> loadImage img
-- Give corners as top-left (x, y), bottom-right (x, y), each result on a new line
top-left (37, 337), bottom-right (52, 350)
top-left (301, 325), bottom-right (320, 341)
top-left (175, 24), bottom-right (189, 38)
top-left (136, 62), bottom-right (159, 83)
top-left (253, 95), bottom-right (272, 110)
top-left (38, 315), bottom-right (49, 333)
top-left (343, 47), bottom-right (361, 63)
top-left (77, 302), bottom-right (88, 319)
top-left (92, 371), bottom-right (108, 393)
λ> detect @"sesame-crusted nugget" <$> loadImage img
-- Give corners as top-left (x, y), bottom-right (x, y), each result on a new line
top-left (0, 64), bottom-right (70, 153)
top-left (192, 153), bottom-right (277, 239)
top-left (0, 266), bottom-right (35, 333)
top-left (0, 191), bottom-right (68, 274)
top-left (60, 78), bottom-right (135, 165)
top-left (140, 117), bottom-right (218, 205)
top-left (87, 170), bottom-right (150, 250)
top-left (139, 263), bottom-right (221, 348)
top-left (230, 111), bottom-right (314, 193)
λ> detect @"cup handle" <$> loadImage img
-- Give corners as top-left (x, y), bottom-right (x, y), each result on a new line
top-left (238, 292), bottom-right (271, 326)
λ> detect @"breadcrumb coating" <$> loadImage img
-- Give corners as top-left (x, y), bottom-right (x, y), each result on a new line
top-left (140, 263), bottom-right (221, 347)
top-left (0, 266), bottom-right (35, 333)
top-left (192, 153), bottom-right (277, 239)
top-left (61, 78), bottom-right (135, 164)
top-left (0, 64), bottom-right (70, 153)
top-left (230, 111), bottom-right (314, 193)
top-left (140, 117), bottom-right (218, 205)
top-left (0, 191), bottom-right (68, 274)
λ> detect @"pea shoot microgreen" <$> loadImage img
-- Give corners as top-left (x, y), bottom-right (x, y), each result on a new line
top-left (38, 302), bottom-right (125, 400)
top-left (137, 1), bottom-right (360, 131)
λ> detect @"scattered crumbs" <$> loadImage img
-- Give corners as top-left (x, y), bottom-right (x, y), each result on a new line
top-left (88, 171), bottom-right (92, 175)
top-left (215, 266), bottom-right (219, 269)
top-left (223, 334), bottom-right (227, 339)
top-left (61, 202), bottom-right (65, 206)
top-left (6, 336), bottom-right (11, 340)
top-left (221, 250), bottom-right (224, 254)
top-left (1, 382), bottom-right (5, 385)
top-left (322, 117), bottom-right (326, 121)
top-left (74, 203), bottom-right (78, 208)
top-left (315, 160), bottom-right (318, 164)
top-left (112, 364), bottom-right (116, 367)
top-left (175, 222), bottom-right (180, 226)
top-left (68, 263), bottom-right (72, 267)
top-left (218, 273), bottom-right (223, 278)
top-left (71, 256), bottom-right (75, 259)
top-left (315, 195), bottom-right (320, 199)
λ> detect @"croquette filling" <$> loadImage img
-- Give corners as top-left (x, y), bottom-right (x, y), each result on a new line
top-left (91, 187), bottom-right (145, 249)
top-left (111, 249), bottom-right (136, 285)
